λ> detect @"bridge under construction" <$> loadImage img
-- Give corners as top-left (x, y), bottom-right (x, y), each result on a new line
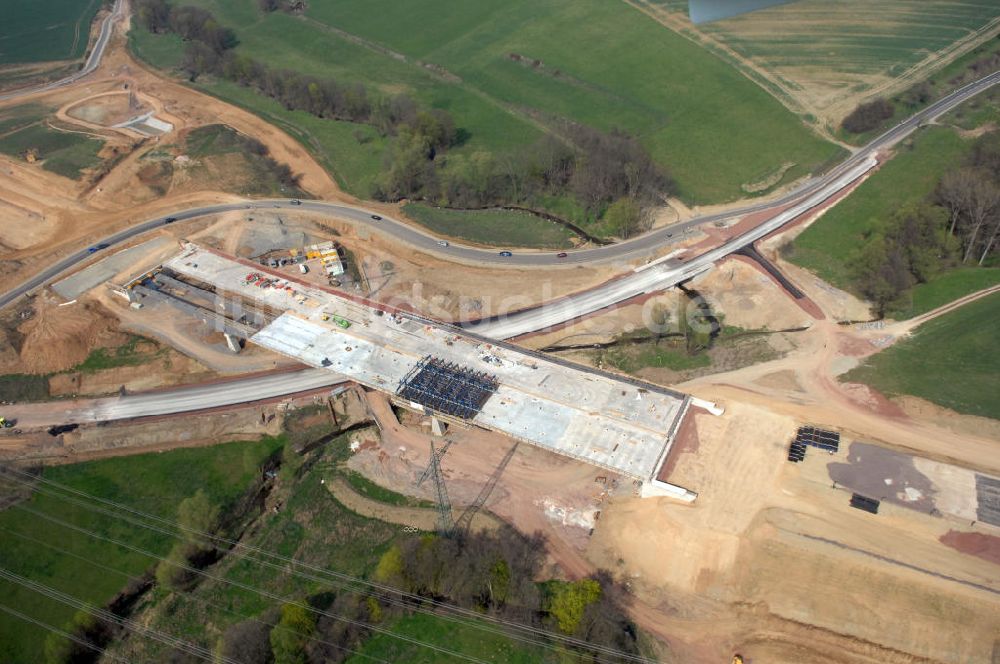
top-left (163, 243), bottom-right (698, 500)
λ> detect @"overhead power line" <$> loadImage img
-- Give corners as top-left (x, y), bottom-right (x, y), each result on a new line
top-left (2, 500), bottom-right (493, 664)
top-left (1, 466), bottom-right (656, 663)
top-left (0, 525), bottom-right (391, 664)
top-left (0, 567), bottom-right (234, 663)
top-left (0, 602), bottom-right (132, 664)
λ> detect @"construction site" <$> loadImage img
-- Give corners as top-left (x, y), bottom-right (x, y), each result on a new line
top-left (1, 5), bottom-right (999, 659)
top-left (121, 242), bottom-right (700, 500)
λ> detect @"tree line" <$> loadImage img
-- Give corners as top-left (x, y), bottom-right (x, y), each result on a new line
top-left (136, 0), bottom-right (458, 155)
top-left (842, 36), bottom-right (1000, 136)
top-left (135, 0), bottom-right (671, 239)
top-left (378, 123), bottom-right (669, 237)
top-left (212, 528), bottom-right (642, 664)
top-left (852, 132), bottom-right (1000, 314)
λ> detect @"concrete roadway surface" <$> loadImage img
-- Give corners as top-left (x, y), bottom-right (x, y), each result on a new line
top-left (469, 155), bottom-right (878, 338)
top-left (0, 0), bottom-right (124, 103)
top-left (0, 70), bottom-right (996, 425)
top-left (2, 369), bottom-right (345, 429)
top-left (2, 71), bottom-right (997, 317)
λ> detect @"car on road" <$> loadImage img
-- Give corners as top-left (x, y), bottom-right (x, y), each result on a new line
top-left (87, 243), bottom-right (110, 253)
top-left (371, 214), bottom-right (382, 221)
top-left (290, 199), bottom-right (302, 206)
top-left (437, 240), bottom-right (449, 247)
top-left (499, 251), bottom-right (513, 257)
top-left (557, 252), bottom-right (568, 258)
top-left (164, 217), bottom-right (177, 224)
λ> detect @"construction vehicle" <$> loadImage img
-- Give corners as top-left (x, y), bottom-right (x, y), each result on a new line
top-left (0, 416), bottom-right (15, 428)
top-left (731, 655), bottom-right (743, 664)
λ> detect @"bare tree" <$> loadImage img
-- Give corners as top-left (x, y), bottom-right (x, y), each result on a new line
top-left (936, 168), bottom-right (977, 236)
top-left (979, 214), bottom-right (1000, 265)
top-left (961, 175), bottom-right (1000, 263)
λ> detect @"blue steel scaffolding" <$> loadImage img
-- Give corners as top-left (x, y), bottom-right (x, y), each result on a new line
top-left (397, 356), bottom-right (499, 420)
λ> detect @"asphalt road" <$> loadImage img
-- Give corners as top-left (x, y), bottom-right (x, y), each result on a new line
top-left (0, 36), bottom-right (997, 425)
top-left (0, 0), bottom-right (123, 103)
top-left (3, 70), bottom-right (996, 317)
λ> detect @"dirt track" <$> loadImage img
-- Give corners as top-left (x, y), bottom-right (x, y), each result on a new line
top-left (1, 6), bottom-right (998, 662)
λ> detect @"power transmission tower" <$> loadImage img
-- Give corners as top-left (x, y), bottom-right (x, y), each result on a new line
top-left (454, 442), bottom-right (519, 536)
top-left (428, 441), bottom-right (454, 535)
top-left (415, 439), bottom-right (453, 488)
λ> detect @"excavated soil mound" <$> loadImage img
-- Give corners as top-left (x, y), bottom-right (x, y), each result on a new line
top-left (66, 92), bottom-right (150, 128)
top-left (17, 296), bottom-right (125, 373)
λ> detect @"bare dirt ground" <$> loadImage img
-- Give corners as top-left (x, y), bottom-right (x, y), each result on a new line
top-left (4, 292), bottom-right (126, 373)
top-left (331, 217), bottom-right (1000, 661)
top-left (0, 401), bottom-right (283, 465)
top-left (185, 209), bottom-right (618, 322)
top-left (346, 376), bottom-right (1000, 663)
top-left (0, 9), bottom-right (349, 295)
top-left (2, 6), bottom-right (997, 662)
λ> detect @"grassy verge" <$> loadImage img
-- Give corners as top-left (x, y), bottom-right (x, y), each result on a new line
top-left (0, 335), bottom-right (169, 403)
top-left (887, 268), bottom-right (1000, 319)
top-left (73, 335), bottom-right (165, 373)
top-left (344, 612), bottom-right (547, 664)
top-left (0, 436), bottom-right (286, 662)
top-left (944, 85), bottom-right (1000, 131)
top-left (599, 337), bottom-right (711, 374)
top-left (783, 124), bottom-right (1000, 315)
top-left (843, 292), bottom-right (1000, 418)
top-left (340, 469), bottom-right (434, 509)
top-left (402, 204), bottom-right (576, 249)
top-left (182, 123), bottom-right (306, 197)
top-left (0, 373), bottom-right (50, 402)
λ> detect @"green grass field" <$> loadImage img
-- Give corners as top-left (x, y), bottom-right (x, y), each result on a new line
top-left (403, 204), bottom-right (576, 249)
top-left (341, 469), bottom-right (434, 509)
top-left (695, 1), bottom-right (1000, 83)
top-left (600, 338), bottom-right (711, 374)
top-left (944, 86), bottom-right (1000, 131)
top-left (888, 268), bottom-right (1000, 319)
top-left (843, 292), bottom-right (1000, 418)
top-left (0, 437), bottom-right (285, 662)
top-left (345, 612), bottom-right (547, 664)
top-left (646, 0), bottom-right (1000, 137)
top-left (0, 121), bottom-right (103, 179)
top-left (131, 0), bottom-right (838, 204)
top-left (0, 0), bottom-right (103, 64)
top-left (126, 22), bottom-right (390, 198)
top-left (73, 335), bottom-right (165, 373)
top-left (786, 126), bottom-right (979, 296)
top-left (832, 34), bottom-right (1000, 144)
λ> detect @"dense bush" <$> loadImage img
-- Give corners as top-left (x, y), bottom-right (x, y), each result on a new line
top-left (136, 0), bottom-right (671, 237)
top-left (841, 98), bottom-right (894, 134)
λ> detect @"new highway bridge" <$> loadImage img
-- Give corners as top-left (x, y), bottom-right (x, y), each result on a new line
top-left (1, 7), bottom-right (999, 424)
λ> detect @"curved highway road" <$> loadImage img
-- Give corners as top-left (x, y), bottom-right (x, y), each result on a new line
top-left (0, 0), bottom-right (123, 103)
top-left (2, 70), bottom-right (997, 316)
